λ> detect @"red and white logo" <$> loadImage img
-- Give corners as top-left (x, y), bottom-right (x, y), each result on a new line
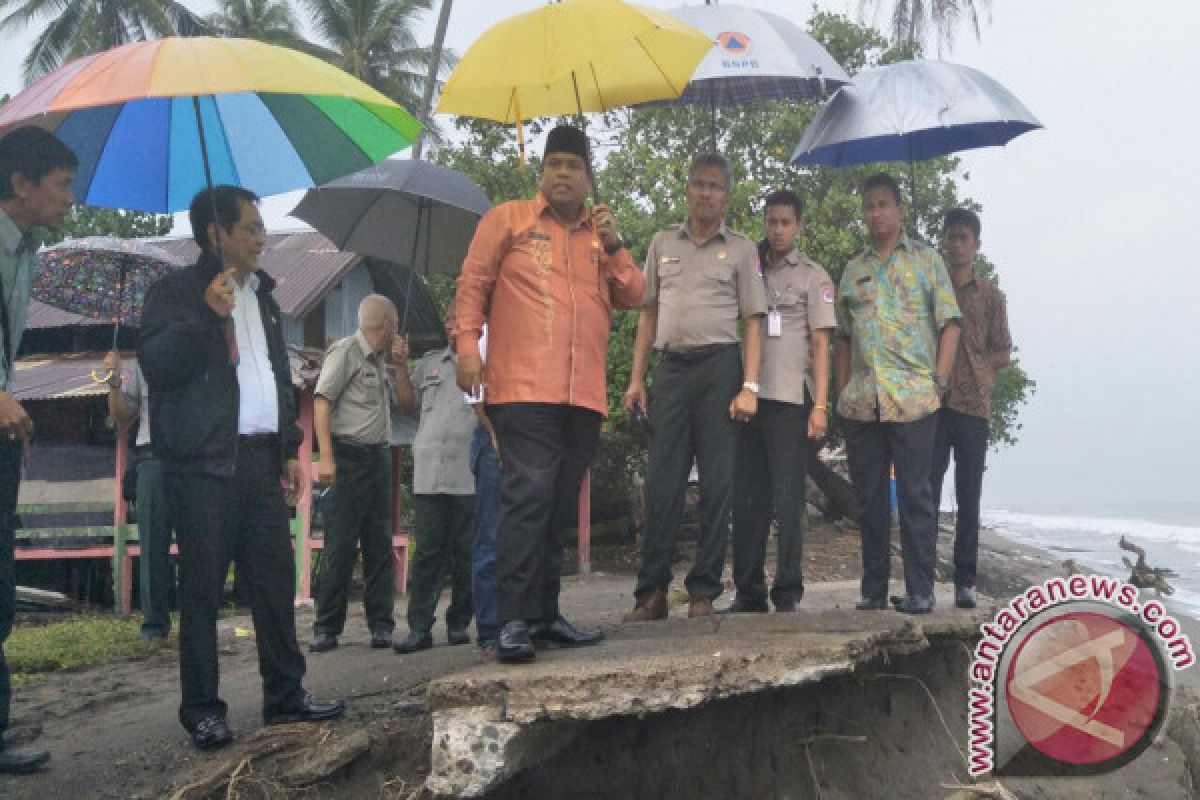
top-left (1006, 611), bottom-right (1162, 766)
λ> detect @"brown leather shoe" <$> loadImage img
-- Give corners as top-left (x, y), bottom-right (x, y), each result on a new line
top-left (688, 596), bottom-right (714, 618)
top-left (624, 587), bottom-right (668, 622)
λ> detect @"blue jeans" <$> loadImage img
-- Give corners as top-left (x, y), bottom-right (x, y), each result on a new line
top-left (470, 423), bottom-right (501, 646)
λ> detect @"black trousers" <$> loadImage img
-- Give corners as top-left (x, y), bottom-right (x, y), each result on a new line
top-left (931, 408), bottom-right (989, 589)
top-left (732, 398), bottom-right (811, 606)
top-left (0, 439), bottom-right (20, 737)
top-left (406, 493), bottom-right (474, 634)
top-left (489, 403), bottom-right (601, 625)
top-left (314, 441), bottom-right (395, 636)
top-left (636, 344), bottom-right (741, 601)
top-left (843, 413), bottom-right (938, 600)
top-left (167, 437), bottom-right (306, 732)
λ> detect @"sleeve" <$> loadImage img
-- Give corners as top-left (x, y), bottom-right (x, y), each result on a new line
top-left (138, 275), bottom-right (224, 392)
top-left (640, 233), bottom-right (661, 308)
top-left (807, 265), bottom-right (838, 331)
top-left (834, 264), bottom-right (853, 339)
top-left (928, 252), bottom-right (962, 331)
top-left (988, 287), bottom-right (1013, 354)
top-left (453, 206), bottom-right (512, 361)
top-left (409, 358), bottom-right (427, 416)
top-left (121, 362), bottom-right (142, 413)
top-left (314, 342), bottom-right (351, 404)
top-left (735, 241), bottom-right (768, 319)
top-left (604, 247), bottom-right (646, 310)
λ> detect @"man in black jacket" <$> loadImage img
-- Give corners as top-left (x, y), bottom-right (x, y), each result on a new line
top-left (140, 186), bottom-right (344, 750)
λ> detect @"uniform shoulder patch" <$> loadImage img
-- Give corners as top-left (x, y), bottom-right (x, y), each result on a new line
top-left (821, 282), bottom-right (835, 304)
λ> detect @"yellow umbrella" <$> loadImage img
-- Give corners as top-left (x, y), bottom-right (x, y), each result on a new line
top-left (436, 0), bottom-right (712, 130)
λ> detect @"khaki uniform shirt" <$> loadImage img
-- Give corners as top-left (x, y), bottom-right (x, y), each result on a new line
top-left (760, 248), bottom-right (837, 406)
top-left (642, 221), bottom-right (768, 350)
top-left (835, 235), bottom-right (961, 423)
top-left (315, 330), bottom-right (393, 446)
top-left (945, 274), bottom-right (1012, 419)
top-left (409, 347), bottom-right (475, 496)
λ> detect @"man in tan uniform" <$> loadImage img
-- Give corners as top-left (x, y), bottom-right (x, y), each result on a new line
top-left (728, 189), bottom-right (835, 613)
top-left (310, 295), bottom-right (404, 652)
top-left (624, 153), bottom-right (768, 620)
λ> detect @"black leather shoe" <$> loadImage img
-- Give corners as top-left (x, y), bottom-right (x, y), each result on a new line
top-left (394, 630), bottom-right (433, 654)
top-left (191, 717), bottom-right (234, 751)
top-left (263, 693), bottom-right (346, 725)
top-left (497, 621), bottom-right (536, 664)
top-left (955, 586), bottom-right (977, 609)
top-left (0, 744), bottom-right (50, 774)
top-left (721, 595), bottom-right (769, 614)
top-left (773, 598), bottom-right (797, 613)
top-left (891, 594), bottom-right (936, 614)
top-left (369, 630), bottom-right (393, 649)
top-left (855, 595), bottom-right (887, 611)
top-left (529, 615), bottom-right (604, 648)
top-left (309, 633), bottom-right (338, 653)
top-left (447, 627), bottom-right (471, 646)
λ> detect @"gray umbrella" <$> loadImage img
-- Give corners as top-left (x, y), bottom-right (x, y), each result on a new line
top-left (291, 158), bottom-right (491, 332)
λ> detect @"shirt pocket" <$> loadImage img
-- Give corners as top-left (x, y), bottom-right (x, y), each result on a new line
top-left (418, 374), bottom-right (442, 413)
top-left (657, 260), bottom-right (683, 294)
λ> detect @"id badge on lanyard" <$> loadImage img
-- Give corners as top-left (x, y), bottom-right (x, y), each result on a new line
top-left (767, 285), bottom-right (783, 338)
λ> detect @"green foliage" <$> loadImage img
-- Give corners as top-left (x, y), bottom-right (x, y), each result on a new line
top-left (6, 614), bottom-right (156, 683)
top-left (205, 0), bottom-right (311, 51)
top-left (37, 205), bottom-right (173, 247)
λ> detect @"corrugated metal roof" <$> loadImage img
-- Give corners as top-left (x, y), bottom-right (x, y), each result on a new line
top-left (26, 300), bottom-right (93, 330)
top-left (10, 347), bottom-right (325, 402)
top-left (151, 231), bottom-right (361, 318)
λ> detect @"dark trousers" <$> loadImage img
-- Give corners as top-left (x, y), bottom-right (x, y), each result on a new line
top-left (843, 413), bottom-right (939, 600)
top-left (636, 344), bottom-right (741, 601)
top-left (931, 408), bottom-right (989, 589)
top-left (732, 398), bottom-right (811, 606)
top-left (314, 442), bottom-right (395, 636)
top-left (135, 454), bottom-right (174, 637)
top-left (470, 424), bottom-right (502, 646)
top-left (407, 494), bottom-right (474, 634)
top-left (489, 403), bottom-right (601, 624)
top-left (167, 438), bottom-right (306, 732)
top-left (0, 439), bottom-right (20, 737)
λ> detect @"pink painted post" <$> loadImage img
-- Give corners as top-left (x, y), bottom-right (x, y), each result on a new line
top-left (295, 390), bottom-right (315, 600)
top-left (577, 469), bottom-right (591, 575)
top-left (114, 430), bottom-right (131, 614)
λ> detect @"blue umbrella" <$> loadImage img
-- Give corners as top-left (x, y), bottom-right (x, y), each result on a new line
top-left (791, 60), bottom-right (1041, 225)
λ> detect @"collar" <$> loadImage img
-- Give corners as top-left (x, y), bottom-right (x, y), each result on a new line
top-left (952, 267), bottom-right (980, 290)
top-left (0, 208), bottom-right (30, 259)
top-left (766, 246), bottom-right (803, 270)
top-left (862, 232), bottom-right (914, 261)
top-left (196, 250), bottom-right (275, 294)
top-left (534, 191), bottom-right (590, 231)
top-left (678, 219), bottom-right (728, 246)
top-left (353, 329), bottom-right (376, 358)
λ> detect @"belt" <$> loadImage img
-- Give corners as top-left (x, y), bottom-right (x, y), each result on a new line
top-left (662, 342), bottom-right (738, 365)
top-left (332, 437), bottom-right (389, 453)
top-left (238, 433), bottom-right (279, 449)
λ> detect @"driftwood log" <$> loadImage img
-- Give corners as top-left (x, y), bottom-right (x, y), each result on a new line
top-left (1119, 536), bottom-right (1176, 597)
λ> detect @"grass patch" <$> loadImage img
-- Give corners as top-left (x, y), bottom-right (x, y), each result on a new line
top-left (6, 615), bottom-right (167, 685)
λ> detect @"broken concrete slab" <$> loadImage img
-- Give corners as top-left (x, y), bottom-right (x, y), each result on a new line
top-left (425, 586), bottom-right (994, 797)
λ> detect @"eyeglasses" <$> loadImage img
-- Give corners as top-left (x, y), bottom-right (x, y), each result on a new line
top-left (688, 179), bottom-right (728, 193)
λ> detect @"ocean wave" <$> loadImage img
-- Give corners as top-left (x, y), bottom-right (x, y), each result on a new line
top-left (983, 509), bottom-right (1200, 547)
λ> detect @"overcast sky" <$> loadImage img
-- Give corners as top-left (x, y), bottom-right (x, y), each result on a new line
top-left (1, 1), bottom-right (1196, 520)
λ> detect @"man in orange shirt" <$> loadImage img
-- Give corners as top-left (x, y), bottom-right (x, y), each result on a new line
top-left (455, 126), bottom-right (645, 663)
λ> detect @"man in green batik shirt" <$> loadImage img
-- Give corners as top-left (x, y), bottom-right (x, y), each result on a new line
top-left (834, 173), bottom-right (961, 615)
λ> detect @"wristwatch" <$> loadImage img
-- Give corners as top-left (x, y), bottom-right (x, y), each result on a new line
top-left (742, 381), bottom-right (759, 394)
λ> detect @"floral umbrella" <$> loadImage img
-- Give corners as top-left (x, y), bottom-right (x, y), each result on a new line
top-left (35, 236), bottom-right (183, 380)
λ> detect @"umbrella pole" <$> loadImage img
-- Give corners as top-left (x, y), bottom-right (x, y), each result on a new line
top-left (192, 97), bottom-right (224, 261)
top-left (400, 199), bottom-right (424, 335)
top-left (710, 95), bottom-right (717, 152)
top-left (571, 72), bottom-right (600, 205)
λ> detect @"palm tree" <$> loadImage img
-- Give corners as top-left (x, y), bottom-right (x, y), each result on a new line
top-left (299, 0), bottom-right (453, 114)
top-left (0, 0), bottom-right (208, 83)
top-left (859, 0), bottom-right (992, 55)
top-left (205, 0), bottom-right (310, 51)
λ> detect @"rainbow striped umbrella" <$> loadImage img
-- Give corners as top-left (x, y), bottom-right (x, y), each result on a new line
top-left (0, 37), bottom-right (421, 213)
